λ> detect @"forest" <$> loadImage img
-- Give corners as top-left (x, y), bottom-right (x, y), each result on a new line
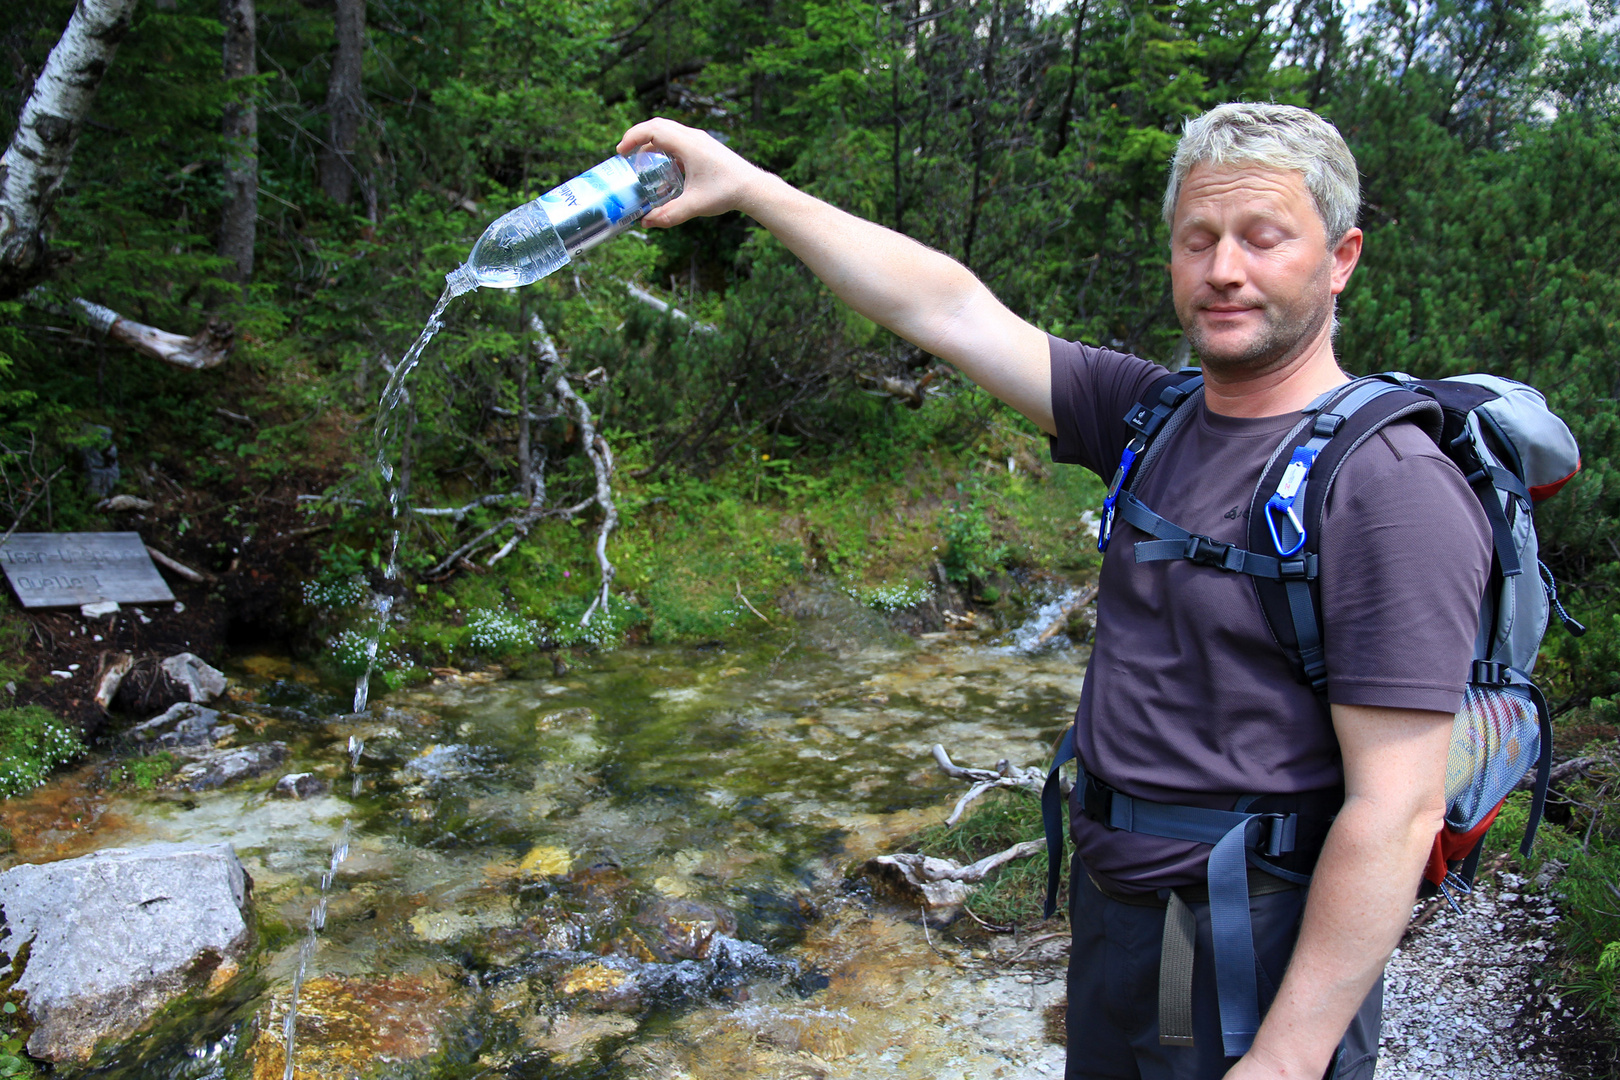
top-left (1, 0), bottom-right (1619, 1050)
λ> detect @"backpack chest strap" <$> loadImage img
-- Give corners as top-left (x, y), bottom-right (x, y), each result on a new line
top-left (1118, 491), bottom-right (1319, 582)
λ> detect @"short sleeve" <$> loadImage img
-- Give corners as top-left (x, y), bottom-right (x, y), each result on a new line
top-left (1047, 336), bottom-right (1166, 477)
top-left (1318, 423), bottom-right (1492, 714)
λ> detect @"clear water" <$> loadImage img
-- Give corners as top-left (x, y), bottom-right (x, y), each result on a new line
top-left (38, 614), bottom-right (1083, 1078)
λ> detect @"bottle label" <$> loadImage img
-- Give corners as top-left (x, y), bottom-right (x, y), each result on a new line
top-left (541, 156), bottom-right (636, 226)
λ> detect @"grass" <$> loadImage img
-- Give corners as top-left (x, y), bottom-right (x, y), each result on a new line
top-left (911, 788), bottom-right (1056, 928)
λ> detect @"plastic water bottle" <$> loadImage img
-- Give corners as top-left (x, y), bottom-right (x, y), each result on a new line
top-left (445, 149), bottom-right (683, 297)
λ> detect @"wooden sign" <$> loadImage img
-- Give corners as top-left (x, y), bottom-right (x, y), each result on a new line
top-left (0, 533), bottom-right (176, 608)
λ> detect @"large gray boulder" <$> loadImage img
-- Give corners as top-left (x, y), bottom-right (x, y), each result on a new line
top-left (0, 843), bottom-right (253, 1063)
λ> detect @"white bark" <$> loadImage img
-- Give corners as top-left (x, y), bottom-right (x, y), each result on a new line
top-left (533, 315), bottom-right (619, 626)
top-left (0, 0), bottom-right (140, 296)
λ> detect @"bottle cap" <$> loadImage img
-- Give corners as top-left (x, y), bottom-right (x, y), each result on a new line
top-left (445, 264), bottom-right (479, 298)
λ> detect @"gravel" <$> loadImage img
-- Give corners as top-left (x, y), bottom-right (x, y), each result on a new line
top-left (1378, 865), bottom-right (1568, 1078)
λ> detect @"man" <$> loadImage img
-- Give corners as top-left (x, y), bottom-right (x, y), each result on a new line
top-left (618, 103), bottom-right (1489, 1079)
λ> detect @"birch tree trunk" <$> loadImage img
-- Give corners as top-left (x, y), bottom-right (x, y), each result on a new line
top-left (318, 0), bottom-right (367, 206)
top-left (218, 0), bottom-right (258, 285)
top-left (0, 0), bottom-right (139, 300)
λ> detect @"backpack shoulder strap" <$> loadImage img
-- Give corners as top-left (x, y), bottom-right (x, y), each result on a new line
top-left (1098, 368), bottom-right (1204, 553)
top-left (1244, 376), bottom-right (1444, 696)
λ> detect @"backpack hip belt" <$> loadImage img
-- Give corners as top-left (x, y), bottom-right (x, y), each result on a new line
top-left (1042, 724), bottom-right (1311, 1058)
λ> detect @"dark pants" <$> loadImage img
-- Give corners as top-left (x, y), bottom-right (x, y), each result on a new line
top-left (1065, 860), bottom-right (1381, 1080)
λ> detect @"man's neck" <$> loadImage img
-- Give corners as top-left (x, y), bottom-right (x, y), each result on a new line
top-left (1200, 334), bottom-right (1348, 418)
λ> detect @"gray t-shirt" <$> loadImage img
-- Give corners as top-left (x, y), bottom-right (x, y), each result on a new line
top-left (1049, 337), bottom-right (1491, 892)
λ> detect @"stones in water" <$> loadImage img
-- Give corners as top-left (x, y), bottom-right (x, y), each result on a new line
top-left (173, 742), bottom-right (290, 791)
top-left (127, 701), bottom-right (227, 749)
top-left (248, 972), bottom-right (467, 1080)
top-left (630, 898), bottom-right (739, 962)
top-left (0, 842), bottom-right (253, 1063)
top-left (273, 772), bottom-right (330, 800)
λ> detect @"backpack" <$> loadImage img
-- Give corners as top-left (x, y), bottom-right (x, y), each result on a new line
top-left (1040, 367), bottom-right (1582, 1056)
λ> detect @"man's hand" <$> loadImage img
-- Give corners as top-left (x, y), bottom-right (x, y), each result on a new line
top-left (1234, 702), bottom-right (1452, 1078)
top-left (614, 118), bottom-right (1055, 434)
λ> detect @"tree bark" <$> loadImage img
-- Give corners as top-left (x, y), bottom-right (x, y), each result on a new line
top-left (319, 0), bottom-right (367, 205)
top-left (0, 0), bottom-right (140, 300)
top-left (218, 0), bottom-right (258, 285)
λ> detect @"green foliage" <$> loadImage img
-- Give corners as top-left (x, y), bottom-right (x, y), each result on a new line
top-left (106, 753), bottom-right (180, 792)
top-left (0, 996), bottom-right (33, 1080)
top-left (0, 707), bottom-right (84, 800)
top-left (942, 485), bottom-right (1010, 586)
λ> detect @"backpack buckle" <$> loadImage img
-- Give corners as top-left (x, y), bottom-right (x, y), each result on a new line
top-left (1471, 659), bottom-right (1511, 685)
top-left (1256, 813), bottom-right (1297, 858)
top-left (1081, 773), bottom-right (1115, 825)
top-left (1183, 534), bottom-right (1236, 569)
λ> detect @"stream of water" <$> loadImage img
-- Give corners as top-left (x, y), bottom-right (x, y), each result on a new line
top-left (17, 605), bottom-right (1083, 1079)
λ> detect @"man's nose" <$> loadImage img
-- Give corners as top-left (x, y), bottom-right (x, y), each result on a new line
top-left (1206, 235), bottom-right (1246, 290)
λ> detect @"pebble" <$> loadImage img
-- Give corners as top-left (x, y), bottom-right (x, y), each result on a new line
top-left (1377, 870), bottom-right (1563, 1077)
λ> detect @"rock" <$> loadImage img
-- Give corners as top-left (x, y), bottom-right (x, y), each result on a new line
top-left (81, 600), bottom-right (121, 619)
top-left (272, 772), bottom-right (329, 799)
top-left (127, 702), bottom-right (223, 749)
top-left (249, 972), bottom-right (466, 1080)
top-left (172, 742), bottom-right (289, 791)
top-left (0, 842), bottom-right (252, 1063)
top-left (632, 898), bottom-right (739, 961)
top-left (159, 652), bottom-right (228, 703)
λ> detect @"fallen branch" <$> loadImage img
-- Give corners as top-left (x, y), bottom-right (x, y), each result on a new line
top-left (1034, 584), bottom-right (1099, 646)
top-left (622, 280), bottom-right (717, 333)
top-left (411, 493), bottom-right (519, 521)
top-left (146, 545), bottom-right (210, 583)
top-left (76, 297), bottom-right (233, 370)
top-left (931, 743), bottom-right (1047, 824)
top-left (534, 314), bottom-right (618, 626)
top-left (735, 580), bottom-right (771, 625)
top-left (26, 291), bottom-right (232, 369)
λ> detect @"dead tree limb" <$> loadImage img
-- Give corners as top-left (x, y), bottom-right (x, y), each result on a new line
top-left (532, 315), bottom-right (618, 626)
top-left (621, 280), bottom-right (717, 333)
top-left (932, 743), bottom-right (1048, 824)
top-left (0, 0), bottom-right (140, 298)
top-left (27, 292), bottom-right (233, 369)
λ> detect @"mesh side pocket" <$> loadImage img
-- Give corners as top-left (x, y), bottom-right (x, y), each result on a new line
top-left (1444, 684), bottom-right (1541, 832)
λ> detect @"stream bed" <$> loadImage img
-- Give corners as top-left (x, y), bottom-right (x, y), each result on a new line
top-left (4, 600), bottom-right (1084, 1079)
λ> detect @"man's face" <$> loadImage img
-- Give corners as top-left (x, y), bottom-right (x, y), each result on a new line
top-left (1169, 163), bottom-right (1360, 378)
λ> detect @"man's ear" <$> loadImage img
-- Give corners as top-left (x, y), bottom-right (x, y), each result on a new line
top-left (1330, 227), bottom-right (1363, 295)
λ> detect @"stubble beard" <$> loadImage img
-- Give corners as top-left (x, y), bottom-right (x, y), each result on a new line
top-left (1182, 265), bottom-right (1337, 380)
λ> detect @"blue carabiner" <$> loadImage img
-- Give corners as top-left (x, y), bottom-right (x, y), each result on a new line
top-left (1265, 445), bottom-right (1319, 557)
top-left (1099, 441), bottom-right (1141, 553)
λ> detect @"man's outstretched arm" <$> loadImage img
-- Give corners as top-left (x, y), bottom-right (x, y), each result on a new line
top-left (617, 118), bottom-right (1055, 435)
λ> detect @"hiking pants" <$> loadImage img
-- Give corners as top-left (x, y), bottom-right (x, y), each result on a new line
top-left (1065, 860), bottom-right (1381, 1080)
